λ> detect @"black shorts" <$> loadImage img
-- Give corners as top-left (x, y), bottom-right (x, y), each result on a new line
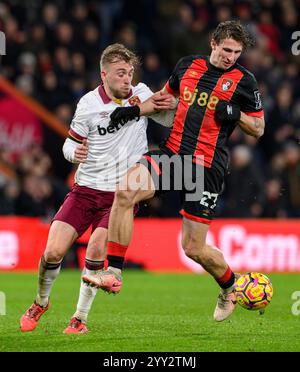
top-left (138, 149), bottom-right (225, 224)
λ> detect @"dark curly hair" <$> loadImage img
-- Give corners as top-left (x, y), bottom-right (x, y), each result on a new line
top-left (212, 20), bottom-right (255, 49)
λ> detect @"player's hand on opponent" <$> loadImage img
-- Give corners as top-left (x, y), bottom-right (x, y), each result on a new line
top-left (215, 100), bottom-right (241, 123)
top-left (151, 91), bottom-right (178, 111)
top-left (110, 92), bottom-right (178, 127)
top-left (110, 106), bottom-right (141, 127)
top-left (74, 138), bottom-right (89, 163)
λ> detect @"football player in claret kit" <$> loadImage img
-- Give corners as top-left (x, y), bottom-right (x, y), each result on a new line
top-left (83, 21), bottom-right (265, 322)
top-left (20, 43), bottom-right (176, 334)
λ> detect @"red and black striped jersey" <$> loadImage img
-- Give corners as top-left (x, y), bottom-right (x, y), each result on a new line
top-left (163, 55), bottom-right (264, 173)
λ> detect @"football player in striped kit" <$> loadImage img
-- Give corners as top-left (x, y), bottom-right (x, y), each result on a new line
top-left (83, 21), bottom-right (265, 323)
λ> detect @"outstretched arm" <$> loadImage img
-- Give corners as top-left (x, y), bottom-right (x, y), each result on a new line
top-left (110, 88), bottom-right (178, 126)
top-left (137, 89), bottom-right (177, 116)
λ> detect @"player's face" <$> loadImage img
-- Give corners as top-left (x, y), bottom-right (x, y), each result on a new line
top-left (101, 60), bottom-right (134, 99)
top-left (210, 38), bottom-right (243, 70)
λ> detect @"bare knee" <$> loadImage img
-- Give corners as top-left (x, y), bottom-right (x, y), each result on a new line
top-left (183, 240), bottom-right (223, 271)
top-left (44, 237), bottom-right (66, 263)
top-left (115, 188), bottom-right (137, 208)
top-left (43, 248), bottom-right (63, 263)
top-left (182, 240), bottom-right (216, 268)
top-left (44, 221), bottom-right (77, 263)
top-left (182, 239), bottom-right (204, 262)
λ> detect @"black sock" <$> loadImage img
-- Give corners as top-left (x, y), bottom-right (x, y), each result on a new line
top-left (107, 255), bottom-right (124, 270)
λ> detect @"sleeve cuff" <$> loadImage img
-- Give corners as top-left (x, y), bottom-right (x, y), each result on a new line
top-left (68, 129), bottom-right (86, 143)
top-left (244, 110), bottom-right (264, 118)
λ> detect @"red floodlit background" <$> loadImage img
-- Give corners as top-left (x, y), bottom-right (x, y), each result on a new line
top-left (1, 217), bottom-right (300, 273)
top-left (1, 0), bottom-right (300, 274)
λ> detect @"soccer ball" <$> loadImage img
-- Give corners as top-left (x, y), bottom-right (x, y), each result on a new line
top-left (234, 272), bottom-right (273, 310)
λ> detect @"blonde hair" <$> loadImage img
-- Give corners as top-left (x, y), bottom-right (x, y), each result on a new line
top-left (100, 43), bottom-right (139, 71)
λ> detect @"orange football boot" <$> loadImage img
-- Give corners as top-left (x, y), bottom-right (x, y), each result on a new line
top-left (20, 301), bottom-right (49, 332)
top-left (63, 317), bottom-right (88, 334)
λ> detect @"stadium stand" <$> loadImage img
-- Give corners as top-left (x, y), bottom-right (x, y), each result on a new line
top-left (0, 0), bottom-right (300, 218)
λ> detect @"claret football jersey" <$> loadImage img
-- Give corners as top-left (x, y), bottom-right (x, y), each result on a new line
top-left (164, 55), bottom-right (264, 172)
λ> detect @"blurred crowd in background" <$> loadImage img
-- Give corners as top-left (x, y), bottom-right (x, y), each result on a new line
top-left (0, 0), bottom-right (300, 220)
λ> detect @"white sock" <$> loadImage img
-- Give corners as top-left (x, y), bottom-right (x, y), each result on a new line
top-left (221, 284), bottom-right (235, 294)
top-left (36, 255), bottom-right (61, 307)
top-left (73, 268), bottom-right (99, 323)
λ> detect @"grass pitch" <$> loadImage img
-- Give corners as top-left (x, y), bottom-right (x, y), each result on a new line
top-left (0, 270), bottom-right (300, 352)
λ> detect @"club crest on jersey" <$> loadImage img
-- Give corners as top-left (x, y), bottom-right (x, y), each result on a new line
top-left (129, 96), bottom-right (141, 106)
top-left (221, 79), bottom-right (234, 91)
